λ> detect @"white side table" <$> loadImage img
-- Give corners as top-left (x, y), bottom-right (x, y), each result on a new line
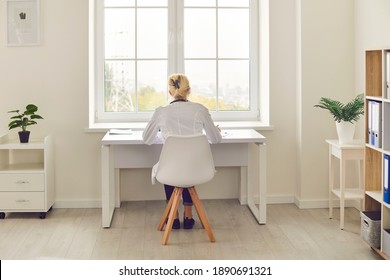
top-left (326, 139), bottom-right (365, 229)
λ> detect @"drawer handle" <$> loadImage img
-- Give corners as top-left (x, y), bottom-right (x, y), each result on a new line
top-left (15, 199), bottom-right (30, 203)
top-left (16, 180), bottom-right (30, 184)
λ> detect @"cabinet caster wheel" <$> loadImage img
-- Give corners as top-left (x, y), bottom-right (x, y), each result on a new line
top-left (39, 212), bottom-right (46, 219)
top-left (0, 212), bottom-right (5, 219)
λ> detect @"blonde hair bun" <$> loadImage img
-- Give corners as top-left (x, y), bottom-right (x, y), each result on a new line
top-left (168, 73), bottom-right (191, 100)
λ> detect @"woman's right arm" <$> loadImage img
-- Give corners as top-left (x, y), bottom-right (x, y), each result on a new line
top-left (142, 109), bottom-right (161, 145)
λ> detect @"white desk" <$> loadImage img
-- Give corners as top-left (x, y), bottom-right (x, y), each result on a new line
top-left (326, 139), bottom-right (364, 230)
top-left (101, 129), bottom-right (266, 228)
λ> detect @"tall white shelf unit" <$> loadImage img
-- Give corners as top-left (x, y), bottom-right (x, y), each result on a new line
top-left (364, 49), bottom-right (390, 259)
top-left (0, 135), bottom-right (54, 219)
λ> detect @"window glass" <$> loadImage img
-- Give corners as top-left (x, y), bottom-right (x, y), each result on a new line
top-left (104, 61), bottom-right (136, 112)
top-left (218, 9), bottom-right (249, 58)
top-left (137, 8), bottom-right (167, 59)
top-left (105, 0), bottom-right (135, 7)
top-left (137, 60), bottom-right (167, 111)
top-left (137, 0), bottom-right (167, 6)
top-left (95, 0), bottom-right (259, 121)
top-left (105, 8), bottom-right (135, 59)
top-left (184, 9), bottom-right (216, 58)
top-left (218, 60), bottom-right (249, 111)
top-left (184, 0), bottom-right (215, 7)
top-left (185, 60), bottom-right (217, 110)
top-left (218, 0), bottom-right (249, 7)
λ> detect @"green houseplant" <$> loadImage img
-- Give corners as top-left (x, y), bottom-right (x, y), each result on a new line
top-left (314, 94), bottom-right (364, 144)
top-left (8, 104), bottom-right (44, 143)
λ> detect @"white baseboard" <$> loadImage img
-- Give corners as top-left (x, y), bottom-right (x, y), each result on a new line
top-left (295, 197), bottom-right (362, 210)
top-left (54, 200), bottom-right (102, 209)
top-left (267, 195), bottom-right (295, 204)
top-left (53, 196), bottom-right (362, 211)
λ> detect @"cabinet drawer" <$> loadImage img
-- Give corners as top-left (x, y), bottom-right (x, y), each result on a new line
top-left (0, 192), bottom-right (45, 210)
top-left (0, 174), bottom-right (44, 191)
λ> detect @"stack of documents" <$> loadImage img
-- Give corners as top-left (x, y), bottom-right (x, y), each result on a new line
top-left (109, 129), bottom-right (133, 135)
top-left (367, 100), bottom-right (382, 148)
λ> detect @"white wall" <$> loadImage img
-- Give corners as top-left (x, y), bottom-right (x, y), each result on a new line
top-left (0, 0), bottom-right (374, 209)
top-left (296, 0), bottom-right (355, 208)
top-left (355, 0), bottom-right (390, 94)
top-left (0, 0), bottom-right (102, 206)
top-left (264, 0), bottom-right (297, 203)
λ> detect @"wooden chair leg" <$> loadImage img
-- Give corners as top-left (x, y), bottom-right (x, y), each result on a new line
top-left (157, 187), bottom-right (176, 231)
top-left (188, 187), bottom-right (215, 242)
top-left (162, 188), bottom-right (182, 245)
top-left (188, 186), bottom-right (205, 229)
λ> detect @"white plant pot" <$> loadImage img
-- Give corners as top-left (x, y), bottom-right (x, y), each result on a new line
top-left (336, 121), bottom-right (356, 144)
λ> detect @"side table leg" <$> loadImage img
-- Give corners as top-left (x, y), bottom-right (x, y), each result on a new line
top-left (329, 145), bottom-right (334, 219)
top-left (340, 155), bottom-right (346, 230)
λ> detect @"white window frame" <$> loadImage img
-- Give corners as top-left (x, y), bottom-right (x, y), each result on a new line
top-left (89, 0), bottom-right (269, 128)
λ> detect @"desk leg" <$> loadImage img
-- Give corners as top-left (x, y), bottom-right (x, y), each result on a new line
top-left (239, 167), bottom-right (247, 205)
top-left (258, 143), bottom-right (267, 224)
top-left (102, 145), bottom-right (115, 228)
top-left (247, 143), bottom-right (267, 224)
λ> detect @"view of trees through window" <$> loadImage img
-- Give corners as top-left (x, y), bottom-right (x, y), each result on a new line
top-left (103, 0), bottom-right (251, 114)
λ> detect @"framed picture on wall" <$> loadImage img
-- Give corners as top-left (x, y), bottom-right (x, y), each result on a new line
top-left (6, 0), bottom-right (40, 46)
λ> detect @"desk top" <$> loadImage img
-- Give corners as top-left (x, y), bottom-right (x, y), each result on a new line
top-left (102, 129), bottom-right (266, 145)
top-left (325, 139), bottom-right (365, 149)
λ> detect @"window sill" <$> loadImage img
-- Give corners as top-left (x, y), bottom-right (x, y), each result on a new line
top-left (85, 121), bottom-right (274, 133)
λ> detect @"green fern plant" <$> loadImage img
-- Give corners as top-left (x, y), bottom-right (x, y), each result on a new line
top-left (314, 94), bottom-right (364, 123)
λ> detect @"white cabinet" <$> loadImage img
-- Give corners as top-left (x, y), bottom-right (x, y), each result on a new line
top-left (0, 135), bottom-right (54, 219)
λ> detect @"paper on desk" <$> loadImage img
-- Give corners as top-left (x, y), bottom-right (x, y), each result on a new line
top-left (109, 129), bottom-right (133, 135)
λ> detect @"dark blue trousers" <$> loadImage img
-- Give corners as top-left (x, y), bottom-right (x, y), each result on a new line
top-left (164, 184), bottom-right (193, 206)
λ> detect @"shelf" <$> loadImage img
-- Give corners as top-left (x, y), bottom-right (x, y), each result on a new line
top-left (366, 96), bottom-right (383, 102)
top-left (0, 163), bottom-right (44, 173)
top-left (366, 191), bottom-right (382, 203)
top-left (365, 143), bottom-right (383, 153)
top-left (383, 98), bottom-right (390, 104)
top-left (383, 149), bottom-right (390, 155)
top-left (332, 189), bottom-right (364, 200)
top-left (0, 139), bottom-right (45, 150)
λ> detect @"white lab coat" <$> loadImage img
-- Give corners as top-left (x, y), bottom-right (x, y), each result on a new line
top-left (142, 101), bottom-right (222, 145)
top-left (142, 101), bottom-right (222, 184)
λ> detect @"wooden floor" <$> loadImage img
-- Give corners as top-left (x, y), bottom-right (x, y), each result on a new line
top-left (0, 200), bottom-right (381, 260)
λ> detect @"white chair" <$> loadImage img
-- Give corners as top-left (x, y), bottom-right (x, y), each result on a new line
top-left (153, 134), bottom-right (216, 245)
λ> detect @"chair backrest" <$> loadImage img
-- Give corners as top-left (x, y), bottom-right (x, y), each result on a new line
top-left (155, 134), bottom-right (216, 187)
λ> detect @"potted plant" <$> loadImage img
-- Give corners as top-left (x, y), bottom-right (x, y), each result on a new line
top-left (314, 94), bottom-right (364, 144)
top-left (8, 104), bottom-right (44, 143)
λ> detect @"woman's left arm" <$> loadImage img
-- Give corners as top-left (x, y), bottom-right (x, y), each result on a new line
top-left (201, 108), bottom-right (222, 144)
